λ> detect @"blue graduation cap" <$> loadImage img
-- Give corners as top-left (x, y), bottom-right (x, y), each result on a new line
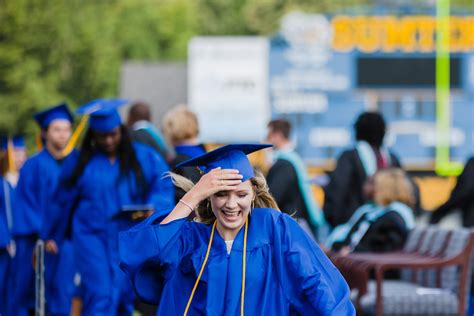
top-left (176, 144), bottom-right (272, 181)
top-left (12, 135), bottom-right (25, 148)
top-left (0, 135), bottom-right (26, 150)
top-left (33, 103), bottom-right (74, 129)
top-left (76, 99), bottom-right (128, 132)
top-left (0, 136), bottom-right (7, 151)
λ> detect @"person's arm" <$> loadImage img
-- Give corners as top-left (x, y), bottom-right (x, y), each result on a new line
top-left (13, 159), bottom-right (41, 235)
top-left (274, 213), bottom-right (355, 315)
top-left (430, 158), bottom-right (474, 224)
top-left (323, 151), bottom-right (355, 227)
top-left (119, 210), bottom-right (187, 304)
top-left (40, 155), bottom-right (79, 253)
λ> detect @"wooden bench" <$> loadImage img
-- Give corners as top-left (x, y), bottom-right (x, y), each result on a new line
top-left (331, 227), bottom-right (474, 316)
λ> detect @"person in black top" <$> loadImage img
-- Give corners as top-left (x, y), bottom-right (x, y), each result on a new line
top-left (430, 157), bottom-right (474, 227)
top-left (323, 112), bottom-right (402, 228)
top-left (266, 120), bottom-right (308, 220)
top-left (266, 119), bottom-right (324, 238)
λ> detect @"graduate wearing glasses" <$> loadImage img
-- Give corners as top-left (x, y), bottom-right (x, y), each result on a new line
top-left (42, 99), bottom-right (175, 315)
top-left (119, 144), bottom-right (354, 315)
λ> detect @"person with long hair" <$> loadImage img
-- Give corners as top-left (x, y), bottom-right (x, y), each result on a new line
top-left (42, 99), bottom-right (175, 315)
top-left (119, 144), bottom-right (354, 315)
top-left (10, 104), bottom-right (75, 316)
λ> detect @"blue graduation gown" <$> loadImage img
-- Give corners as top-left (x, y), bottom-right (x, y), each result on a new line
top-left (11, 149), bottom-right (76, 316)
top-left (0, 179), bottom-right (12, 249)
top-left (119, 208), bottom-right (355, 315)
top-left (0, 178), bottom-right (12, 315)
top-left (42, 142), bottom-right (175, 316)
top-left (174, 144), bottom-right (206, 158)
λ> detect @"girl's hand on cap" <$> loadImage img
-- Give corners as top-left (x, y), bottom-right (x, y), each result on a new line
top-left (186, 168), bottom-right (243, 205)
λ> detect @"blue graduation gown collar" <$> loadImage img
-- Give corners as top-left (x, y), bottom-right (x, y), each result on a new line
top-left (185, 209), bottom-right (273, 288)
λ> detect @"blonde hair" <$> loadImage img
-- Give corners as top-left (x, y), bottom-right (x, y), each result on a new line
top-left (163, 105), bottom-right (199, 146)
top-left (171, 170), bottom-right (279, 224)
top-left (373, 168), bottom-right (415, 208)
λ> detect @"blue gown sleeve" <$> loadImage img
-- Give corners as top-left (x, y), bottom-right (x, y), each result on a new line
top-left (118, 212), bottom-right (189, 304)
top-left (274, 213), bottom-right (355, 315)
top-left (13, 159), bottom-right (41, 235)
top-left (39, 154), bottom-right (79, 243)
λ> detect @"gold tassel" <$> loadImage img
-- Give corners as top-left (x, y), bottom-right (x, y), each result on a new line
top-left (63, 115), bottom-right (88, 157)
top-left (35, 133), bottom-right (43, 151)
top-left (7, 137), bottom-right (15, 172)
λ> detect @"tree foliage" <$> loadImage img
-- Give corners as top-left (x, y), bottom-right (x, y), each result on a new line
top-left (0, 0), bottom-right (472, 142)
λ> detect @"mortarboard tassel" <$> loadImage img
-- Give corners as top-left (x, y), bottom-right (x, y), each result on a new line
top-left (184, 220), bottom-right (217, 316)
top-left (63, 115), bottom-right (88, 157)
top-left (6, 137), bottom-right (15, 172)
top-left (35, 133), bottom-right (43, 151)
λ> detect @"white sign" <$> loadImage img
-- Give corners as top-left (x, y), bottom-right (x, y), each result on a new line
top-left (309, 128), bottom-right (351, 147)
top-left (188, 37), bottom-right (270, 143)
top-left (273, 92), bottom-right (328, 113)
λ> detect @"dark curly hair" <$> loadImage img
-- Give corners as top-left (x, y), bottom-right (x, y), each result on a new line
top-left (354, 111), bottom-right (386, 148)
top-left (67, 125), bottom-right (148, 199)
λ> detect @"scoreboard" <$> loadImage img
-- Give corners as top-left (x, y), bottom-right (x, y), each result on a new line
top-left (188, 11), bottom-right (474, 171)
top-left (269, 12), bottom-right (474, 169)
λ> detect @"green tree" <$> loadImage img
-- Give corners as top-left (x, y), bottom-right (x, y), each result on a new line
top-left (0, 0), bottom-right (472, 146)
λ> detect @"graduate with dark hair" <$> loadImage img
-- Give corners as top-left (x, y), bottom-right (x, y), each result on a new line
top-left (119, 144), bottom-right (355, 315)
top-left (266, 119), bottom-right (326, 240)
top-left (11, 104), bottom-right (75, 316)
top-left (323, 111), bottom-right (402, 227)
top-left (127, 101), bottom-right (170, 159)
top-left (42, 99), bottom-right (175, 315)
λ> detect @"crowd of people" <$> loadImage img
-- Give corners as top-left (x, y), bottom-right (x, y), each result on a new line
top-left (0, 99), bottom-right (470, 315)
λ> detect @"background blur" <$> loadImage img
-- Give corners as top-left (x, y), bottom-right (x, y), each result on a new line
top-left (1, 0), bottom-right (473, 210)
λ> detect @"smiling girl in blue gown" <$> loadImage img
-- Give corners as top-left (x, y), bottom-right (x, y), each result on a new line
top-left (119, 144), bottom-right (355, 315)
